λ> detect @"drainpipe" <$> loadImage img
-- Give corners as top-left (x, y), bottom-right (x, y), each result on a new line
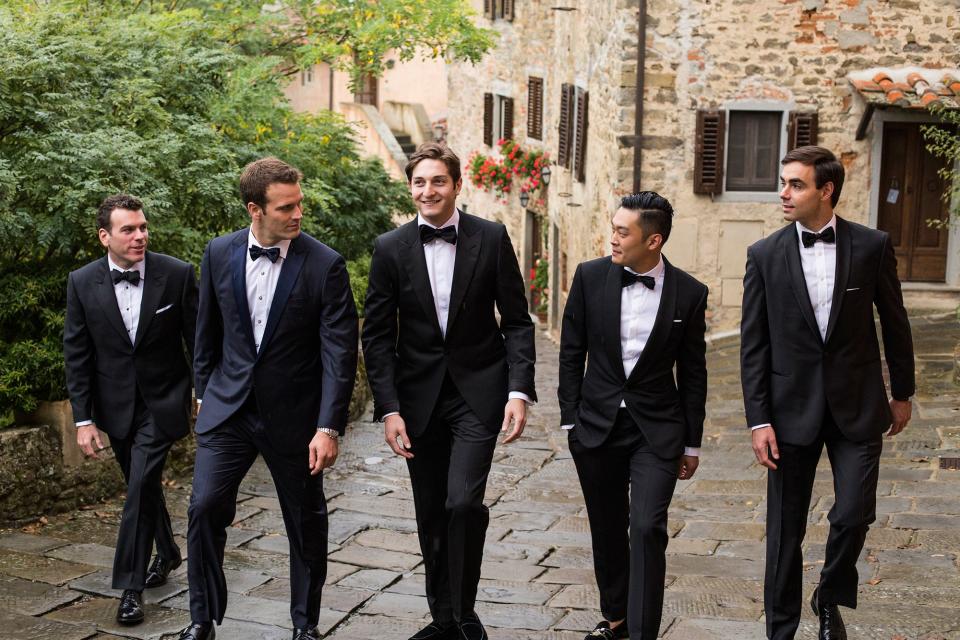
top-left (328, 65), bottom-right (335, 111)
top-left (633, 0), bottom-right (647, 193)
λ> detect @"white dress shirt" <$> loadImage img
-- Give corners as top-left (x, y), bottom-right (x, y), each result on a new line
top-left (246, 227), bottom-right (291, 352)
top-left (76, 256), bottom-right (145, 427)
top-left (751, 215), bottom-right (838, 432)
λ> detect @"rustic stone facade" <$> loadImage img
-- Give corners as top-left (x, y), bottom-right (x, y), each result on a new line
top-left (448, 0), bottom-right (960, 331)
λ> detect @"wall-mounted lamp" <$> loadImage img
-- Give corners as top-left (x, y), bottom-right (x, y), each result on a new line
top-left (432, 124), bottom-right (445, 142)
top-left (460, 202), bottom-right (468, 213)
top-left (519, 190), bottom-right (530, 208)
top-left (540, 164), bottom-right (552, 186)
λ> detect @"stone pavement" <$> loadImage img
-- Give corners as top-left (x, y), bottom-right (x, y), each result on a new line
top-left (2, 313), bottom-right (959, 639)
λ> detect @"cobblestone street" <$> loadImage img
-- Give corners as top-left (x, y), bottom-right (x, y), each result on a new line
top-left (2, 313), bottom-right (959, 639)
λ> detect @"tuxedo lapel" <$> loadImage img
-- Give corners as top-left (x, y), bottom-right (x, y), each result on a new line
top-left (602, 262), bottom-right (624, 379)
top-left (446, 213), bottom-right (481, 334)
top-left (231, 233), bottom-right (256, 351)
top-left (399, 220), bottom-right (444, 340)
top-left (258, 236), bottom-right (306, 358)
top-left (824, 218), bottom-right (852, 344)
top-left (133, 252), bottom-right (166, 350)
top-left (94, 257), bottom-right (131, 344)
top-left (782, 229), bottom-right (823, 344)
top-left (630, 258), bottom-right (677, 380)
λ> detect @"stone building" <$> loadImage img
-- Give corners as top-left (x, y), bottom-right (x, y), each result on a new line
top-left (447, 0), bottom-right (960, 332)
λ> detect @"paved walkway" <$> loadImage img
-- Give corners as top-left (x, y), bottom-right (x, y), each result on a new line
top-left (2, 313), bottom-right (959, 639)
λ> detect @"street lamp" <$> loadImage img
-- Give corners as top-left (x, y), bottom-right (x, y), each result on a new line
top-left (540, 164), bottom-right (552, 185)
top-left (519, 190), bottom-right (530, 208)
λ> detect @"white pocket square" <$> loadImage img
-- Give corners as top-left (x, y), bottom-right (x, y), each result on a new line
top-left (845, 287), bottom-right (860, 292)
top-left (673, 319), bottom-right (683, 323)
top-left (156, 304), bottom-right (174, 314)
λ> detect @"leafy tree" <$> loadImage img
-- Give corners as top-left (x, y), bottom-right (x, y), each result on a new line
top-left (923, 105), bottom-right (960, 221)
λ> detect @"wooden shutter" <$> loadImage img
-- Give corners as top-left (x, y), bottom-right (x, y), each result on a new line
top-left (483, 92), bottom-right (494, 146)
top-left (527, 77), bottom-right (543, 140)
top-left (503, 0), bottom-right (515, 21)
top-left (484, 0), bottom-right (494, 19)
top-left (574, 90), bottom-right (589, 183)
top-left (502, 96), bottom-right (514, 141)
top-left (694, 109), bottom-right (725, 195)
top-left (558, 83), bottom-right (573, 168)
top-left (788, 111), bottom-right (819, 150)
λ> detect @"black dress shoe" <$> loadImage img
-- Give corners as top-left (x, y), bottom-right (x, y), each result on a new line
top-left (458, 618), bottom-right (488, 640)
top-left (145, 553), bottom-right (182, 588)
top-left (810, 587), bottom-right (847, 640)
top-left (292, 627), bottom-right (320, 640)
top-left (116, 589), bottom-right (144, 625)
top-left (409, 621), bottom-right (457, 640)
top-left (584, 620), bottom-right (629, 639)
top-left (179, 622), bottom-right (216, 640)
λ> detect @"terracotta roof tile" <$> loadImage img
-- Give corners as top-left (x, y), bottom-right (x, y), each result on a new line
top-left (849, 67), bottom-right (960, 110)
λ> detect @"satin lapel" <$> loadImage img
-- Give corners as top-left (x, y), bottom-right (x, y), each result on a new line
top-left (782, 230), bottom-right (823, 345)
top-left (95, 258), bottom-right (130, 344)
top-left (399, 221), bottom-right (443, 340)
top-left (231, 234), bottom-right (256, 351)
top-left (630, 258), bottom-right (677, 381)
top-left (824, 218), bottom-right (851, 344)
top-left (258, 237), bottom-right (306, 359)
top-left (445, 214), bottom-right (481, 334)
top-left (603, 262), bottom-right (625, 379)
top-left (133, 252), bottom-right (166, 350)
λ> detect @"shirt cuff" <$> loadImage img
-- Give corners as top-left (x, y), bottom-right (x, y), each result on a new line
top-left (509, 391), bottom-right (534, 405)
top-left (751, 423), bottom-right (772, 430)
top-left (75, 420), bottom-right (93, 428)
top-left (683, 447), bottom-right (700, 457)
top-left (382, 411), bottom-right (400, 419)
top-left (560, 424), bottom-right (574, 430)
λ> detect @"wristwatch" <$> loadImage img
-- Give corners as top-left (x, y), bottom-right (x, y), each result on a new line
top-left (317, 427), bottom-right (339, 441)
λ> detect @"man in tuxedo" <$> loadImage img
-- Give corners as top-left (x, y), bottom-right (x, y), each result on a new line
top-left (177, 157), bottom-right (358, 640)
top-left (361, 142), bottom-right (536, 640)
top-left (558, 192), bottom-right (708, 640)
top-left (64, 194), bottom-right (198, 625)
top-left (741, 146), bottom-right (915, 640)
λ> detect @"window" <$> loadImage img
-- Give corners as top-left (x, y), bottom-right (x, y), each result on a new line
top-left (483, 93), bottom-right (514, 146)
top-left (694, 108), bottom-right (818, 196)
top-left (353, 73), bottom-right (378, 106)
top-left (484, 0), bottom-right (515, 21)
top-left (527, 76), bottom-right (543, 140)
top-left (300, 66), bottom-right (314, 86)
top-left (558, 84), bottom-right (588, 182)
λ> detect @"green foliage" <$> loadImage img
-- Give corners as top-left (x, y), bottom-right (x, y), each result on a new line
top-left (922, 105), bottom-right (960, 220)
top-left (347, 255), bottom-right (372, 317)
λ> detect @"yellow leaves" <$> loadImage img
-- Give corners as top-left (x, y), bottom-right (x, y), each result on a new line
top-left (321, 134), bottom-right (330, 145)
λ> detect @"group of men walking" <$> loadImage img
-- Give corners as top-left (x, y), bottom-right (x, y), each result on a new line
top-left (64, 142), bottom-right (914, 640)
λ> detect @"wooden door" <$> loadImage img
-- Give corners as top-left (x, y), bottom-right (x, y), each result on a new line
top-left (877, 122), bottom-right (950, 281)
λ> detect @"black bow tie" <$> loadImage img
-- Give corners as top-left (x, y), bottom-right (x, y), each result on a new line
top-left (250, 245), bottom-right (281, 263)
top-left (622, 271), bottom-right (655, 290)
top-left (419, 224), bottom-right (458, 245)
top-left (801, 226), bottom-right (835, 248)
top-left (111, 269), bottom-right (141, 286)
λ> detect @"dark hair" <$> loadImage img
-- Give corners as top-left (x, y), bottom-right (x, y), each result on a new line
top-left (97, 194), bottom-right (144, 232)
top-left (620, 191), bottom-right (675, 243)
top-left (405, 142), bottom-right (461, 184)
top-left (240, 157), bottom-right (303, 210)
top-left (781, 145), bottom-right (844, 208)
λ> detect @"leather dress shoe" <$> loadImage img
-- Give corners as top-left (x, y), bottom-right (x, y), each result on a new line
top-left (409, 621), bottom-right (458, 640)
top-left (292, 627), bottom-right (320, 640)
top-left (810, 587), bottom-right (847, 640)
top-left (584, 620), bottom-right (629, 639)
top-left (458, 618), bottom-right (488, 640)
top-left (178, 622), bottom-right (216, 640)
top-left (116, 589), bottom-right (144, 625)
top-left (145, 553), bottom-right (182, 588)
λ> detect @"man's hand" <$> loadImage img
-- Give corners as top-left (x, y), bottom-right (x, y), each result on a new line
top-left (385, 414), bottom-right (414, 459)
top-left (308, 431), bottom-right (339, 475)
top-left (888, 399), bottom-right (912, 437)
top-left (677, 455), bottom-right (699, 480)
top-left (752, 425), bottom-right (780, 470)
top-left (77, 424), bottom-right (106, 459)
top-left (501, 398), bottom-right (527, 444)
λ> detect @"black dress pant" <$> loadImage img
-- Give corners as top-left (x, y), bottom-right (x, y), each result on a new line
top-left (765, 410), bottom-right (882, 640)
top-left (110, 394), bottom-right (179, 591)
top-left (569, 409), bottom-right (680, 640)
top-left (406, 376), bottom-right (499, 624)
top-left (187, 399), bottom-right (328, 629)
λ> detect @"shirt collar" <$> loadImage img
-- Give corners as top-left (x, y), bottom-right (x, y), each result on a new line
top-left (624, 255), bottom-right (665, 279)
top-left (107, 255), bottom-right (145, 279)
top-left (796, 214), bottom-right (837, 241)
top-left (248, 227), bottom-right (291, 260)
top-left (417, 208), bottom-right (460, 231)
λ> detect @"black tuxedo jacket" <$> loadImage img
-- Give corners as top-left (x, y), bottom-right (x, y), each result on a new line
top-left (361, 212), bottom-right (537, 437)
top-left (194, 229), bottom-right (358, 449)
top-left (557, 256), bottom-right (708, 457)
top-left (740, 217), bottom-right (915, 445)
top-left (64, 252), bottom-right (198, 441)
